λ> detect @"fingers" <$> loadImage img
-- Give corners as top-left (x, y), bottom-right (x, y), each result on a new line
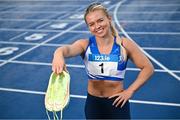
top-left (109, 93), bottom-right (124, 107)
top-left (121, 99), bottom-right (127, 108)
top-left (113, 97), bottom-right (127, 108)
top-left (109, 93), bottom-right (119, 99)
top-left (116, 97), bottom-right (124, 107)
top-left (57, 66), bottom-right (63, 74)
top-left (112, 96), bottom-right (121, 106)
top-left (52, 64), bottom-right (63, 74)
top-left (110, 91), bottom-right (130, 108)
top-left (112, 96), bottom-right (124, 108)
top-left (52, 56), bottom-right (65, 74)
top-left (108, 90), bottom-right (124, 99)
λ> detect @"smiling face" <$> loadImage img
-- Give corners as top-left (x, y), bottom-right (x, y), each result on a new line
top-left (85, 9), bottom-right (112, 38)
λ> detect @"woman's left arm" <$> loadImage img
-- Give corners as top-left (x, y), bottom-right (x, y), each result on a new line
top-left (109, 38), bottom-right (154, 107)
top-left (125, 38), bottom-right (154, 93)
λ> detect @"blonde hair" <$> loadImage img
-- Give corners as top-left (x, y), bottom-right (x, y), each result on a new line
top-left (84, 3), bottom-right (117, 37)
top-left (84, 3), bottom-right (127, 61)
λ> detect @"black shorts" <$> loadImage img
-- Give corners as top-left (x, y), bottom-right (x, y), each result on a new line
top-left (85, 93), bottom-right (131, 119)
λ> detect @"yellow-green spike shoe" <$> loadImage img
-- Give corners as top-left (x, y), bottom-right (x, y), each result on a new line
top-left (45, 71), bottom-right (70, 120)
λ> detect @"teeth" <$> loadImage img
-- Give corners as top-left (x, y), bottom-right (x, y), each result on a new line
top-left (96, 28), bottom-right (103, 33)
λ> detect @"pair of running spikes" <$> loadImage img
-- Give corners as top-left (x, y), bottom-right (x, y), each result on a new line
top-left (45, 70), bottom-right (70, 120)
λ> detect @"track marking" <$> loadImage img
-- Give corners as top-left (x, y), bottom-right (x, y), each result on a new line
top-left (7, 6), bottom-right (85, 43)
top-left (0, 22), bottom-right (84, 67)
top-left (143, 47), bottom-right (180, 51)
top-left (114, 1), bottom-right (180, 81)
top-left (1, 11), bottom-right (180, 14)
top-left (0, 59), bottom-right (179, 73)
top-left (1, 18), bottom-right (180, 24)
top-left (9, 32), bottom-right (28, 41)
top-left (1, 28), bottom-right (180, 35)
top-left (0, 4), bottom-right (116, 67)
top-left (0, 87), bottom-right (179, 107)
top-left (1, 41), bottom-right (180, 51)
top-left (0, 3), bottom-right (180, 7)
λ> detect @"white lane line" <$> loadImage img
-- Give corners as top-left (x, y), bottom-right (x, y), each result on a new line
top-left (7, 13), bottom-right (66, 42)
top-left (143, 47), bottom-right (180, 51)
top-left (0, 22), bottom-right (84, 67)
top-left (121, 4), bottom-right (180, 7)
top-left (0, 0), bottom-right (153, 1)
top-left (0, 0), bottom-right (95, 0)
top-left (36, 22), bottom-right (51, 29)
top-left (0, 87), bottom-right (179, 107)
top-left (114, 1), bottom-right (180, 81)
top-left (4, 14), bottom-right (57, 42)
top-left (9, 32), bottom-right (28, 41)
top-left (0, 3), bottom-right (180, 7)
top-left (0, 59), bottom-right (179, 73)
top-left (0, 18), bottom-right (82, 22)
top-left (1, 41), bottom-right (180, 51)
top-left (0, 11), bottom-right (66, 14)
top-left (124, 31), bottom-right (180, 35)
top-left (7, 6), bottom-right (85, 42)
top-left (129, 99), bottom-right (180, 107)
top-left (119, 20), bottom-right (180, 23)
top-left (116, 11), bottom-right (180, 14)
top-left (0, 87), bottom-right (45, 95)
top-left (0, 4), bottom-right (87, 7)
top-left (0, 4), bottom-right (116, 67)
top-left (1, 18), bottom-right (180, 24)
top-left (1, 28), bottom-right (180, 35)
top-left (1, 11), bottom-right (180, 14)
top-left (0, 41), bottom-right (64, 47)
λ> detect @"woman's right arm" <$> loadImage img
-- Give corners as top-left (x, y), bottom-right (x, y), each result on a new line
top-left (52, 39), bottom-right (88, 74)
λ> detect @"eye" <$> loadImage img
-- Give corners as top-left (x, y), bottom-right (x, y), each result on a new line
top-left (100, 18), bottom-right (104, 21)
top-left (98, 18), bottom-right (104, 23)
top-left (88, 23), bottom-right (94, 27)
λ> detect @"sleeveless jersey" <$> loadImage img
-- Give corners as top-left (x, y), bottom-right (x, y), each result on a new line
top-left (83, 36), bottom-right (128, 81)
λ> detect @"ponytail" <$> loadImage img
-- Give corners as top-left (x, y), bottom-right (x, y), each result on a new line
top-left (110, 22), bottom-right (127, 61)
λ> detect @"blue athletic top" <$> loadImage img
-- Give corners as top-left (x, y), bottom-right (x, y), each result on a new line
top-left (83, 36), bottom-right (128, 81)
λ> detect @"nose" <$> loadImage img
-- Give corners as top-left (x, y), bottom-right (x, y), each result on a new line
top-left (95, 23), bottom-right (101, 29)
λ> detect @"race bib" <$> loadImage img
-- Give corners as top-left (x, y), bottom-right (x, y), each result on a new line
top-left (87, 54), bottom-right (119, 76)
